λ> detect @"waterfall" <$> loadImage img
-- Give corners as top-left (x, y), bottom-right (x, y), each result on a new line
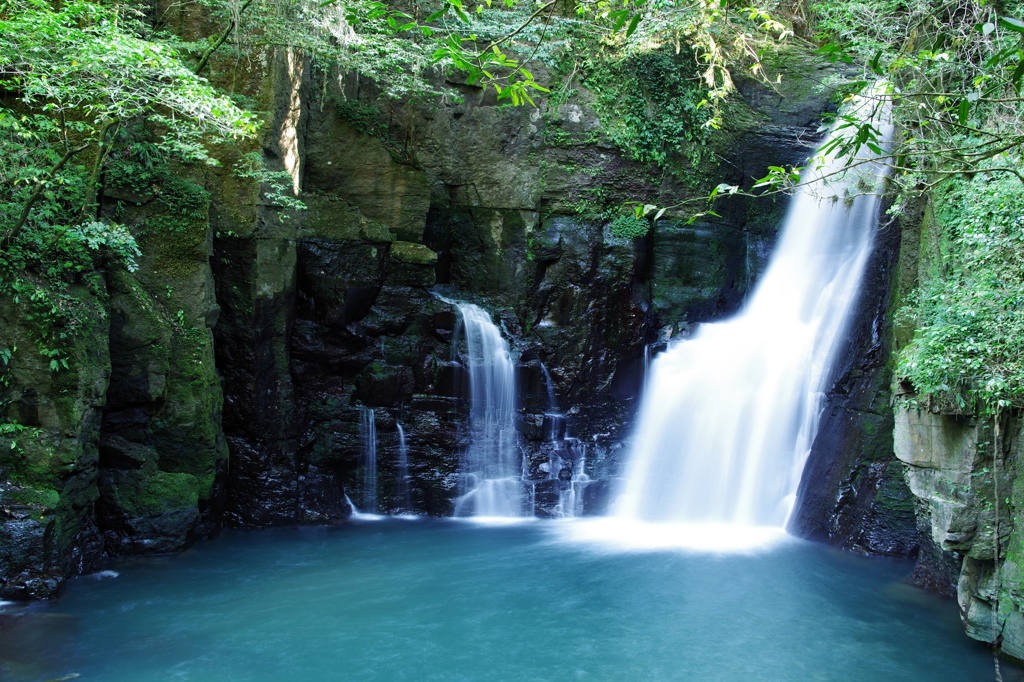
top-left (612, 98), bottom-right (892, 530)
top-left (358, 406), bottom-right (377, 514)
top-left (395, 423), bottom-right (413, 512)
top-left (536, 361), bottom-right (591, 518)
top-left (447, 301), bottom-right (523, 517)
top-left (539, 361), bottom-right (564, 443)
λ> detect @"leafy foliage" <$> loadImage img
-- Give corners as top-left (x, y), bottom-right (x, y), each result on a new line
top-left (810, 0), bottom-right (1024, 185)
top-left (582, 47), bottom-right (711, 168)
top-left (897, 172), bottom-right (1024, 415)
top-left (0, 112), bottom-right (142, 272)
top-left (609, 214), bottom-right (651, 238)
top-left (0, 0), bottom-right (258, 161)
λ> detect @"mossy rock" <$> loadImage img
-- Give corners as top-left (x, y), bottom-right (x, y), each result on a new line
top-left (390, 241), bottom-right (438, 265)
top-left (105, 471), bottom-right (200, 518)
top-left (301, 195), bottom-right (397, 242)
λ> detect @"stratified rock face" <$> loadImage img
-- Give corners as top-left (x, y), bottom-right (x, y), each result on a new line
top-left (204, 46), bottom-right (857, 523)
top-left (892, 409), bottom-right (1024, 657)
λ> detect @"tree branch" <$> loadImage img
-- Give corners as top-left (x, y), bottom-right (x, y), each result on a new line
top-left (476, 0), bottom-right (556, 59)
top-left (3, 143), bottom-right (90, 250)
top-left (195, 0), bottom-right (255, 77)
top-left (74, 118), bottom-right (119, 225)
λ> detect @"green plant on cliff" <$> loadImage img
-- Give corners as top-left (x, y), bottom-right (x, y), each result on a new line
top-left (609, 214), bottom-right (652, 238)
top-left (582, 46), bottom-right (711, 169)
top-left (897, 171), bottom-right (1024, 415)
top-left (0, 0), bottom-right (259, 246)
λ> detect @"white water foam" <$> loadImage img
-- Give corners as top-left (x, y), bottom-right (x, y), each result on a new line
top-left (551, 518), bottom-right (793, 553)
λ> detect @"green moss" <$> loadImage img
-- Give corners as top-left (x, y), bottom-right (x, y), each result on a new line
top-left (110, 471), bottom-right (199, 518)
top-left (2, 484), bottom-right (60, 511)
top-left (873, 461), bottom-right (916, 515)
top-left (390, 241), bottom-right (438, 265)
top-left (0, 427), bottom-right (67, 489)
top-left (609, 215), bottom-right (650, 239)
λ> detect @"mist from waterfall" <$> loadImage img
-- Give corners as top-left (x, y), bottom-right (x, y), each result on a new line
top-left (611, 99), bottom-right (892, 532)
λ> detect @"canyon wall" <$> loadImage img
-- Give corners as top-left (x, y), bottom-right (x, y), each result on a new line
top-left (0, 40), bottom-right (920, 613)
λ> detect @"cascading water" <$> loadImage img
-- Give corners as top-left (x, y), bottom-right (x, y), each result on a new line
top-left (395, 423), bottom-right (413, 512)
top-left (535, 361), bottom-right (591, 518)
top-left (447, 301), bottom-right (523, 517)
top-left (358, 406), bottom-right (378, 514)
top-left (612, 97), bottom-right (892, 532)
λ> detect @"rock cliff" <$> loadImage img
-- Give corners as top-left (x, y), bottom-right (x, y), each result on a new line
top-left (0, 39), bottom-right (913, 606)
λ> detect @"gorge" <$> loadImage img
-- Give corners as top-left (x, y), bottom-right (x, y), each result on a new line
top-left (3, 0), bottom-right (1024, 677)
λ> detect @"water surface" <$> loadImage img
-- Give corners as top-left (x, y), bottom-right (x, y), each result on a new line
top-left (5, 519), bottom-right (1000, 681)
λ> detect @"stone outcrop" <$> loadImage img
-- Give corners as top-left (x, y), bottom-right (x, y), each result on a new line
top-left (893, 409), bottom-right (1024, 657)
top-left (879, 180), bottom-right (1024, 658)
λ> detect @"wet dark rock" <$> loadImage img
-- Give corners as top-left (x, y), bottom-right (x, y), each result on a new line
top-left (790, 207), bottom-right (918, 557)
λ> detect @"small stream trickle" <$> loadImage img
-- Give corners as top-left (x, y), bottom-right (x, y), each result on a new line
top-left (358, 406), bottom-right (378, 514)
top-left (395, 423), bottom-right (413, 513)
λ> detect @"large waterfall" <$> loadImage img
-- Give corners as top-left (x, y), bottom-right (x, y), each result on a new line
top-left (612, 102), bottom-right (891, 533)
top-left (449, 302), bottom-right (523, 517)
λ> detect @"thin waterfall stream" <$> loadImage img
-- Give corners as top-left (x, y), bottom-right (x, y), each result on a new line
top-left (395, 423), bottom-right (413, 513)
top-left (358, 406), bottom-right (378, 515)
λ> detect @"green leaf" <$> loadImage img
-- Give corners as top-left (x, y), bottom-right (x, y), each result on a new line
top-left (1012, 60), bottom-right (1024, 93)
top-left (815, 43), bottom-right (854, 63)
top-left (625, 13), bottom-right (642, 37)
top-left (999, 17), bottom-right (1024, 33)
top-left (869, 50), bottom-right (884, 75)
top-left (958, 99), bottom-right (969, 125)
top-left (609, 9), bottom-right (629, 31)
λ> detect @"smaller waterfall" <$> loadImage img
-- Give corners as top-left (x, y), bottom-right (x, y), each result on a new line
top-left (534, 361), bottom-right (591, 518)
top-left (358, 407), bottom-right (377, 514)
top-left (540, 362), bottom-right (558, 410)
top-left (395, 423), bottom-right (413, 512)
top-left (446, 301), bottom-right (523, 517)
top-left (539, 362), bottom-right (565, 443)
top-left (542, 436), bottom-right (591, 518)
